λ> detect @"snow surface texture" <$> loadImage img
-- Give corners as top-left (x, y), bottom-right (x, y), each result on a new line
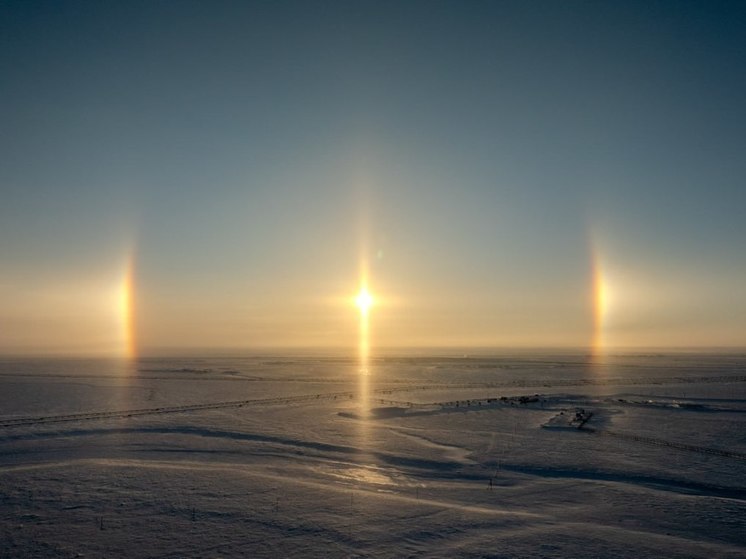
top-left (0, 353), bottom-right (744, 558)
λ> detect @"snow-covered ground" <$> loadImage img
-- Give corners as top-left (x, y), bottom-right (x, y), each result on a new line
top-left (0, 352), bottom-right (744, 558)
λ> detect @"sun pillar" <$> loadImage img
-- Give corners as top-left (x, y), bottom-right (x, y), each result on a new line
top-left (119, 250), bottom-right (138, 365)
top-left (589, 242), bottom-right (612, 385)
top-left (355, 263), bottom-right (374, 419)
top-left (591, 256), bottom-right (607, 360)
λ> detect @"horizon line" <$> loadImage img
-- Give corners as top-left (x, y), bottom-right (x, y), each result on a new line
top-left (1, 344), bottom-right (744, 359)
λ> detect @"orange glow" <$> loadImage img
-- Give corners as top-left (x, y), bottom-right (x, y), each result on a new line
top-left (356, 282), bottom-right (372, 373)
top-left (355, 262), bottom-right (373, 426)
top-left (119, 251), bottom-right (137, 360)
top-left (590, 246), bottom-right (611, 361)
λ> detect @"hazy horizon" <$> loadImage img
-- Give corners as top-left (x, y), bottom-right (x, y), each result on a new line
top-left (2, 344), bottom-right (744, 361)
top-left (2, 1), bottom-right (745, 356)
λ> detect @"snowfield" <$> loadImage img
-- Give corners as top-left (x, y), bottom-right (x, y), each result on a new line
top-left (0, 352), bottom-right (744, 558)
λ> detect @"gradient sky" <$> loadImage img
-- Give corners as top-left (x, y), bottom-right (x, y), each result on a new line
top-left (1, 0), bottom-right (745, 356)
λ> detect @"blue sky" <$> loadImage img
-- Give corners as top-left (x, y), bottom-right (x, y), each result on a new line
top-left (1, 1), bottom-right (744, 354)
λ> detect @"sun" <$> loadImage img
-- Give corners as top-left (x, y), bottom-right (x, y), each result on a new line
top-left (355, 287), bottom-right (374, 315)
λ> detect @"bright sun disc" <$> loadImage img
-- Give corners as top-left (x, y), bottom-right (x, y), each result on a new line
top-left (355, 288), bottom-right (373, 314)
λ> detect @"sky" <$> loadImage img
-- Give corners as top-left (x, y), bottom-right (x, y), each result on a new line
top-left (1, 0), bottom-right (745, 356)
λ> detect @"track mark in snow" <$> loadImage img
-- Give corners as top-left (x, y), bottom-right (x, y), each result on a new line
top-left (581, 426), bottom-right (746, 462)
top-left (0, 457), bottom-right (546, 520)
top-left (0, 425), bottom-right (469, 479)
top-left (500, 464), bottom-right (746, 500)
top-left (389, 428), bottom-right (475, 465)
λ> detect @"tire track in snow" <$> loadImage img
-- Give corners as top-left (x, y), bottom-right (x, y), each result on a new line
top-left (580, 426), bottom-right (746, 462)
top-left (2, 372), bottom-right (744, 429)
top-left (0, 392), bottom-right (358, 428)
